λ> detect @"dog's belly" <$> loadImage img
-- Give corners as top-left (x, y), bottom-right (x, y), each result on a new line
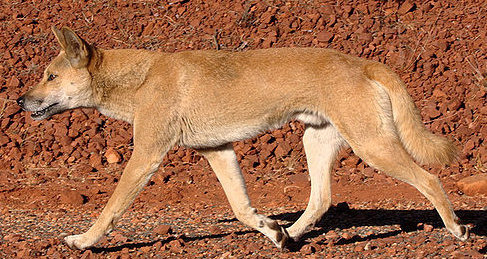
top-left (179, 111), bottom-right (328, 149)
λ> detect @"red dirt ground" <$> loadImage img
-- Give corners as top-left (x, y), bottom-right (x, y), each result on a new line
top-left (1, 0), bottom-right (487, 258)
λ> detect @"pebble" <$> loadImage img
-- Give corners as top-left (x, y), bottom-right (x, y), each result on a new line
top-left (153, 225), bottom-right (172, 235)
top-left (105, 147), bottom-right (121, 164)
top-left (457, 174), bottom-right (487, 196)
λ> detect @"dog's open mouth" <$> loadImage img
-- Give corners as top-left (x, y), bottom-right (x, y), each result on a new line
top-left (31, 102), bottom-right (59, 119)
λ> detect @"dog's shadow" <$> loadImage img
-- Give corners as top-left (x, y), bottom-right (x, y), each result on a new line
top-left (270, 205), bottom-right (487, 250)
top-left (89, 206), bottom-right (487, 253)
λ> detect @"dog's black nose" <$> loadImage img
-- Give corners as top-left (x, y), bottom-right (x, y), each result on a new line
top-left (16, 96), bottom-right (25, 107)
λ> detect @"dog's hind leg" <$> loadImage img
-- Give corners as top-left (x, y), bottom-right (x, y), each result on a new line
top-left (285, 124), bottom-right (346, 241)
top-left (348, 134), bottom-right (468, 241)
top-left (331, 93), bottom-right (469, 242)
top-left (199, 144), bottom-right (290, 249)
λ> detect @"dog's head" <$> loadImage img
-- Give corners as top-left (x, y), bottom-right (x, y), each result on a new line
top-left (17, 27), bottom-right (95, 120)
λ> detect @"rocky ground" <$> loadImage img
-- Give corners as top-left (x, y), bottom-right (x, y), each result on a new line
top-left (1, 0), bottom-right (486, 258)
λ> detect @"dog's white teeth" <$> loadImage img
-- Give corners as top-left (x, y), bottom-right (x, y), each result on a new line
top-left (32, 110), bottom-right (44, 116)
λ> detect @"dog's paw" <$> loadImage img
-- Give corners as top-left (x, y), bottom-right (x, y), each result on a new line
top-left (64, 234), bottom-right (93, 250)
top-left (276, 226), bottom-right (290, 251)
top-left (453, 224), bottom-right (469, 242)
top-left (266, 220), bottom-right (290, 250)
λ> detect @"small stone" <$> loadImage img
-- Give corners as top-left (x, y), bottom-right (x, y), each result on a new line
top-left (300, 244), bottom-right (316, 254)
top-left (59, 190), bottom-right (84, 205)
top-left (451, 251), bottom-right (465, 258)
top-left (354, 244), bottom-right (364, 252)
top-left (89, 153), bottom-right (103, 168)
top-left (457, 174), bottom-right (487, 196)
top-left (105, 148), bottom-right (121, 164)
top-left (7, 76), bottom-right (20, 87)
top-left (423, 224), bottom-right (434, 232)
top-left (316, 31), bottom-right (333, 42)
top-left (397, 1), bottom-right (415, 15)
top-left (80, 250), bottom-right (94, 259)
top-left (325, 230), bottom-right (339, 240)
top-left (121, 247), bottom-right (130, 254)
top-left (139, 246), bottom-right (151, 253)
top-left (112, 232), bottom-right (128, 243)
top-left (153, 225), bottom-right (172, 235)
top-left (168, 239), bottom-right (184, 253)
top-left (153, 241), bottom-right (162, 251)
top-left (289, 173), bottom-right (309, 186)
top-left (4, 234), bottom-right (22, 242)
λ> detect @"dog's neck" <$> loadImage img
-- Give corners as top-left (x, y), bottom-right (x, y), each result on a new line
top-left (88, 48), bottom-right (155, 123)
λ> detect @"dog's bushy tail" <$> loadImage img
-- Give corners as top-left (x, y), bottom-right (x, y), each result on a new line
top-left (364, 62), bottom-right (457, 165)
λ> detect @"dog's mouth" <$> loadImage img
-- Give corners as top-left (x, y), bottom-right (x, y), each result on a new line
top-left (31, 102), bottom-right (60, 119)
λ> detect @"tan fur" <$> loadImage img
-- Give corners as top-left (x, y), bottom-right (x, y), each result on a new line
top-left (17, 27), bottom-right (467, 250)
top-left (364, 63), bottom-right (458, 165)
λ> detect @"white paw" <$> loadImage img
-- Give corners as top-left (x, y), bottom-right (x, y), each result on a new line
top-left (452, 224), bottom-right (469, 242)
top-left (64, 234), bottom-right (93, 250)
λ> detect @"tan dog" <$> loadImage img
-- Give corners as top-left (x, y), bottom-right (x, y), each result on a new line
top-left (17, 27), bottom-right (468, 250)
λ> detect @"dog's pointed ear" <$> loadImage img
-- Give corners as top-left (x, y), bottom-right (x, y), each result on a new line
top-left (52, 26), bottom-right (68, 50)
top-left (53, 27), bottom-right (91, 68)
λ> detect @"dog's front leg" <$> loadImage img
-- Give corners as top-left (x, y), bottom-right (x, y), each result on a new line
top-left (199, 144), bottom-right (290, 249)
top-left (64, 117), bottom-right (175, 250)
top-left (64, 148), bottom-right (164, 249)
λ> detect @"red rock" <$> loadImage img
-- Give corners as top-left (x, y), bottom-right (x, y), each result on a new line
top-left (120, 247), bottom-right (130, 259)
top-left (300, 244), bottom-right (316, 254)
top-left (0, 134), bottom-right (10, 146)
top-left (424, 102), bottom-right (441, 119)
top-left (325, 230), bottom-right (339, 240)
top-left (274, 141), bottom-right (291, 157)
top-left (316, 31), bottom-right (333, 42)
top-left (153, 225), bottom-right (172, 235)
top-left (89, 153), bottom-right (103, 168)
top-left (432, 89), bottom-right (447, 98)
top-left (80, 250), bottom-right (94, 259)
top-left (111, 231), bottom-right (128, 243)
top-left (15, 247), bottom-right (31, 258)
top-left (434, 39), bottom-right (450, 52)
top-left (457, 174), bottom-right (487, 196)
top-left (289, 173), bottom-right (309, 186)
top-left (423, 224), bottom-right (434, 232)
top-left (4, 234), bottom-right (22, 242)
top-left (139, 246), bottom-right (152, 253)
top-left (397, 1), bottom-right (415, 15)
top-left (463, 139), bottom-right (475, 153)
top-left (451, 251), bottom-right (467, 258)
top-left (105, 147), bottom-right (121, 164)
top-left (153, 241), bottom-right (162, 251)
top-left (7, 76), bottom-right (20, 87)
top-left (262, 37), bottom-right (274, 48)
top-left (168, 239), bottom-right (184, 253)
top-left (59, 190), bottom-right (84, 205)
top-left (3, 104), bottom-right (20, 117)
top-left (209, 225), bottom-right (221, 234)
top-left (354, 244), bottom-right (365, 252)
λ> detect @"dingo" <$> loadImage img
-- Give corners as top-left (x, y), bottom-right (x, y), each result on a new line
top-left (17, 27), bottom-right (468, 250)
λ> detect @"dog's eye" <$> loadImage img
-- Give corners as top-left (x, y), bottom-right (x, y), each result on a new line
top-left (47, 74), bottom-right (57, 81)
